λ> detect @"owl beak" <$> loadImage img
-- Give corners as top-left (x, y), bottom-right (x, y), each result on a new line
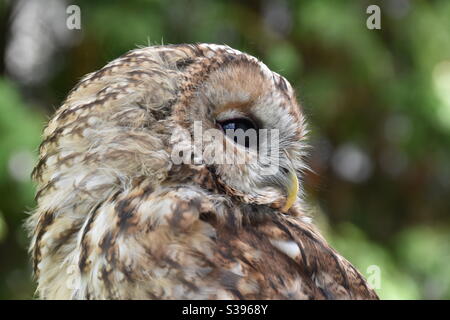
top-left (280, 170), bottom-right (299, 213)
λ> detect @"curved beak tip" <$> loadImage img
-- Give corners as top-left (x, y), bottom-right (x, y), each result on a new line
top-left (280, 171), bottom-right (299, 213)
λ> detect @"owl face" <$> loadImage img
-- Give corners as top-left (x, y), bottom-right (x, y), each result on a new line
top-left (168, 45), bottom-right (308, 211)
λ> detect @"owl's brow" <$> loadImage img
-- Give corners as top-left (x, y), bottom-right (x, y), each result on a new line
top-left (213, 101), bottom-right (253, 118)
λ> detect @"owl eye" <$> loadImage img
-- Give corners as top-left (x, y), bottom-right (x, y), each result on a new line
top-left (217, 118), bottom-right (259, 149)
top-left (218, 118), bottom-right (256, 132)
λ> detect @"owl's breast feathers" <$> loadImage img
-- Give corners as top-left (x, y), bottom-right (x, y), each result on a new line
top-left (31, 165), bottom-right (377, 299)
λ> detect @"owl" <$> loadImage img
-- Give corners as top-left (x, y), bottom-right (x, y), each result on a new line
top-left (27, 43), bottom-right (378, 300)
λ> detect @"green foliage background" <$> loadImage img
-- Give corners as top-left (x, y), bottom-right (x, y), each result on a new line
top-left (0, 0), bottom-right (449, 299)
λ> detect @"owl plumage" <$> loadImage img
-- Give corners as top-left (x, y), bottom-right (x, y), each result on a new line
top-left (27, 43), bottom-right (378, 299)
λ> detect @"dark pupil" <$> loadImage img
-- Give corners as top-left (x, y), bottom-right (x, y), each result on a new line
top-left (221, 119), bottom-right (254, 131)
top-left (218, 118), bottom-right (258, 149)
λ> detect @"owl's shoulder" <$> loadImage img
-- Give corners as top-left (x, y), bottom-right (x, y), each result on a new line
top-left (107, 176), bottom-right (378, 299)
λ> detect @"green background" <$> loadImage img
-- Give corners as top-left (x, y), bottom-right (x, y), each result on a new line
top-left (0, 0), bottom-right (449, 299)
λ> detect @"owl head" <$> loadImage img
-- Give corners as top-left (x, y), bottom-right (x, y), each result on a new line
top-left (33, 44), bottom-right (308, 219)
